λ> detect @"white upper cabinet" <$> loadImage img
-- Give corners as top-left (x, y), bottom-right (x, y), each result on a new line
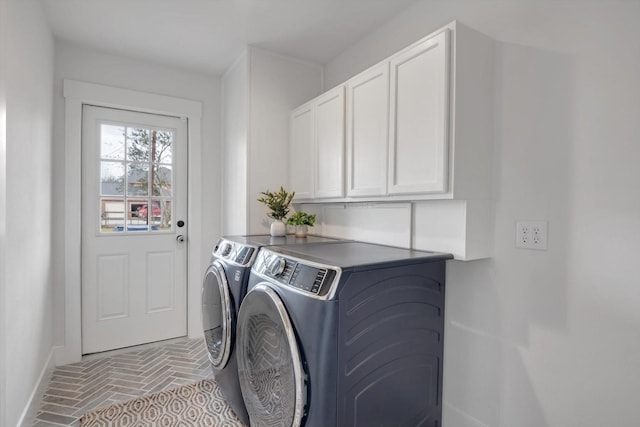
top-left (315, 87), bottom-right (345, 198)
top-left (290, 21), bottom-right (494, 204)
top-left (289, 86), bottom-right (345, 201)
top-left (346, 63), bottom-right (390, 197)
top-left (388, 30), bottom-right (450, 195)
top-left (288, 22), bottom-right (495, 260)
top-left (290, 103), bottom-right (315, 199)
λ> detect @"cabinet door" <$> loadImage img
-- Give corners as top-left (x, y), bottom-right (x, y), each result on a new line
top-left (388, 29), bottom-right (450, 194)
top-left (290, 103), bottom-right (315, 199)
top-left (346, 63), bottom-right (390, 197)
top-left (315, 87), bottom-right (345, 198)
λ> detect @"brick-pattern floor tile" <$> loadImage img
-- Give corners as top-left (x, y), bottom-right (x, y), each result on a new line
top-left (33, 337), bottom-right (213, 426)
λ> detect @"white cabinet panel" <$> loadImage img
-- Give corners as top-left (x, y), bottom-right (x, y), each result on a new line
top-left (315, 87), bottom-right (345, 198)
top-left (346, 63), bottom-right (389, 197)
top-left (319, 203), bottom-right (411, 248)
top-left (289, 103), bottom-right (315, 199)
top-left (388, 30), bottom-right (449, 195)
top-left (290, 86), bottom-right (344, 201)
top-left (413, 199), bottom-right (493, 260)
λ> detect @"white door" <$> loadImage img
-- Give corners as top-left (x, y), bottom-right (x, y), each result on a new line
top-left (81, 105), bottom-right (188, 354)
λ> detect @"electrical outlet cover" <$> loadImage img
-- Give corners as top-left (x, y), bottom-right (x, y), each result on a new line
top-left (516, 220), bottom-right (548, 250)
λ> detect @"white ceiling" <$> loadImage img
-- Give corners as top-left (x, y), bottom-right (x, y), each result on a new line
top-left (39, 0), bottom-right (417, 75)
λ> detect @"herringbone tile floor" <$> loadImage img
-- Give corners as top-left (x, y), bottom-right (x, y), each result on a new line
top-left (33, 337), bottom-right (213, 426)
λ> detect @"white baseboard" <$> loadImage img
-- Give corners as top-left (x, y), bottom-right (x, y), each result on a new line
top-left (443, 401), bottom-right (489, 427)
top-left (17, 346), bottom-right (59, 427)
top-left (54, 342), bottom-right (82, 366)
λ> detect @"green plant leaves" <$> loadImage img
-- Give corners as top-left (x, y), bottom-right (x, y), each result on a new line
top-left (286, 211), bottom-right (315, 226)
top-left (257, 186), bottom-right (295, 220)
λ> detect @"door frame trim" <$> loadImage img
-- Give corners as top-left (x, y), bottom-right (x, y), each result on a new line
top-left (57, 79), bottom-right (203, 365)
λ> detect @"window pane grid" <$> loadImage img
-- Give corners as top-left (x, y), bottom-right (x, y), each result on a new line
top-left (99, 122), bottom-right (174, 234)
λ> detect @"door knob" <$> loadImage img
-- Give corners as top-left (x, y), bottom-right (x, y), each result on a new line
top-left (176, 235), bottom-right (185, 243)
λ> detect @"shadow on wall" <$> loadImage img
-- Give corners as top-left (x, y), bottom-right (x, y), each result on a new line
top-left (443, 260), bottom-right (506, 427)
top-left (442, 41), bottom-right (574, 427)
top-left (493, 40), bottom-right (573, 339)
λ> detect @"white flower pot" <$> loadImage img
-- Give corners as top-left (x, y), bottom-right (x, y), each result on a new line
top-left (270, 219), bottom-right (286, 237)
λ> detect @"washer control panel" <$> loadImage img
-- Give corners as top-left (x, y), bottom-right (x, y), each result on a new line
top-left (254, 250), bottom-right (338, 297)
top-left (290, 263), bottom-right (328, 294)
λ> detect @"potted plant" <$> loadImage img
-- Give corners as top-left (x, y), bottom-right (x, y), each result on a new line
top-left (257, 187), bottom-right (295, 236)
top-left (287, 211), bottom-right (316, 238)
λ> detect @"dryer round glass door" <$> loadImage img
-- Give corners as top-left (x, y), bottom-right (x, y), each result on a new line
top-left (236, 284), bottom-right (307, 427)
top-left (201, 261), bottom-right (233, 368)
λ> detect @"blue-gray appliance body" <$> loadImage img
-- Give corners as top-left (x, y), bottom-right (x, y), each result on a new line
top-left (237, 242), bottom-right (452, 427)
top-left (201, 235), bottom-right (343, 425)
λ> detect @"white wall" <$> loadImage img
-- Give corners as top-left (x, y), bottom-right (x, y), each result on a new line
top-left (51, 43), bottom-right (221, 352)
top-left (0, 0), bottom-right (7, 424)
top-left (222, 52), bottom-right (248, 235)
top-left (1, 0), bottom-right (55, 426)
top-left (221, 48), bottom-right (322, 236)
top-left (246, 48), bottom-right (323, 233)
top-left (322, 1), bottom-right (640, 426)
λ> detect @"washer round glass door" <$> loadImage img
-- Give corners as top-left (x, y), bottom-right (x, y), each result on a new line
top-left (201, 261), bottom-right (233, 369)
top-left (236, 284), bottom-right (306, 427)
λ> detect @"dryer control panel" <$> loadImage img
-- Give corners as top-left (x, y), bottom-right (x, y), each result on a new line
top-left (213, 239), bottom-right (256, 266)
top-left (254, 249), bottom-right (339, 297)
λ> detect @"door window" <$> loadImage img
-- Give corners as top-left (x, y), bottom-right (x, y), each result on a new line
top-left (99, 122), bottom-right (174, 233)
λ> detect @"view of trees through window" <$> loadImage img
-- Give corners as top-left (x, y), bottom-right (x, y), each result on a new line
top-left (100, 123), bottom-right (174, 233)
